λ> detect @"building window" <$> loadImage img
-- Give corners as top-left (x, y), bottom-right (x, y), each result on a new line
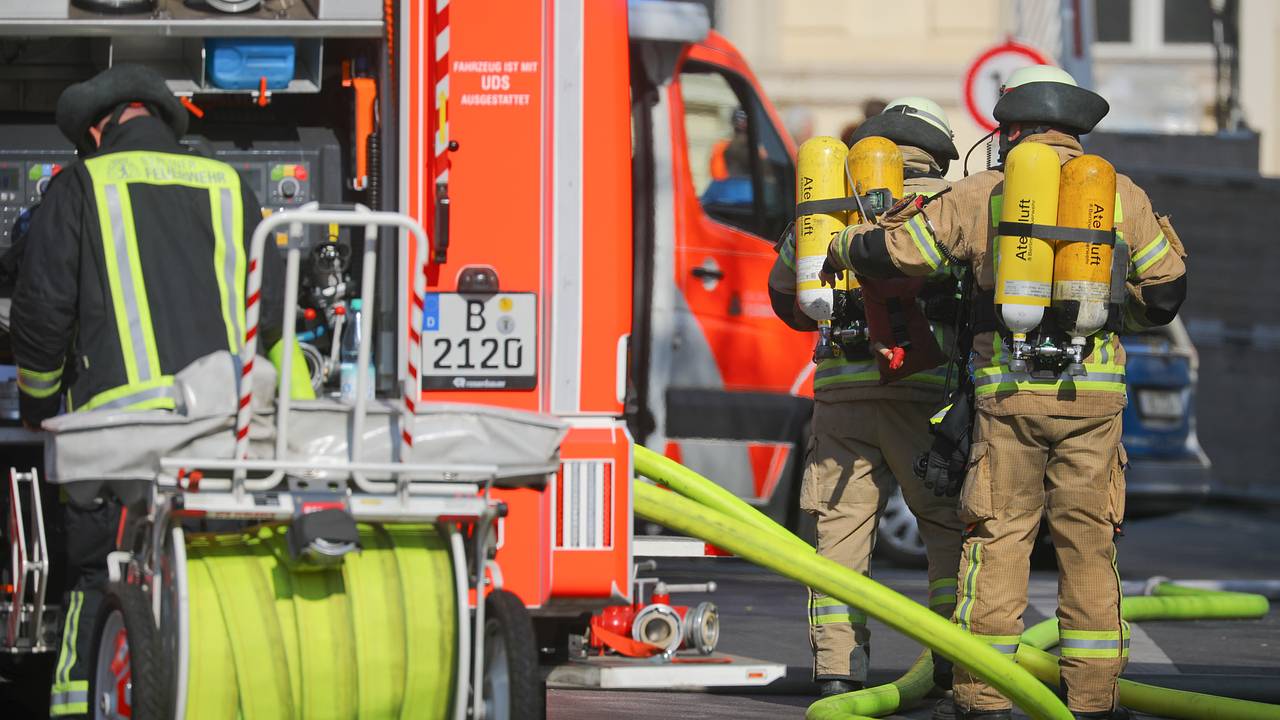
top-left (1094, 0), bottom-right (1218, 58)
top-left (1096, 0), bottom-right (1133, 43)
top-left (1163, 0), bottom-right (1215, 43)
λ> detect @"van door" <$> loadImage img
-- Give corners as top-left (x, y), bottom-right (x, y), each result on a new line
top-left (641, 34), bottom-right (813, 525)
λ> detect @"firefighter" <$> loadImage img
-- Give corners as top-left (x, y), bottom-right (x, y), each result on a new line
top-left (10, 64), bottom-right (312, 718)
top-left (824, 66), bottom-right (1187, 719)
top-left (769, 97), bottom-right (966, 697)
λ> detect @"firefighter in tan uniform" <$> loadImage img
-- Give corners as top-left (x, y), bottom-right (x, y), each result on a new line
top-left (769, 98), bottom-right (966, 697)
top-left (824, 67), bottom-right (1187, 719)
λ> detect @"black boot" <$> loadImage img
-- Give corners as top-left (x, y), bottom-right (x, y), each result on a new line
top-left (930, 691), bottom-right (957, 720)
top-left (956, 709), bottom-right (1013, 720)
top-left (818, 679), bottom-right (863, 697)
top-left (1073, 708), bottom-right (1130, 720)
top-left (932, 652), bottom-right (954, 690)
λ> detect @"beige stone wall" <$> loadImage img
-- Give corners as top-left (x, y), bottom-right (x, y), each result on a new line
top-left (718, 0), bottom-right (1005, 179)
top-left (1239, 0), bottom-right (1280, 175)
top-left (718, 0), bottom-right (1280, 176)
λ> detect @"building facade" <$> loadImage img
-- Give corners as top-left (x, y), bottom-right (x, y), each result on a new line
top-left (717, 0), bottom-right (1280, 177)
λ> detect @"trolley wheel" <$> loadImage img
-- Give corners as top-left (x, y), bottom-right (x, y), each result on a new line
top-left (89, 583), bottom-right (168, 720)
top-left (480, 588), bottom-right (544, 720)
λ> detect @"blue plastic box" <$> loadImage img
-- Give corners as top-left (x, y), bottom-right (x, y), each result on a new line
top-left (205, 38), bottom-right (296, 90)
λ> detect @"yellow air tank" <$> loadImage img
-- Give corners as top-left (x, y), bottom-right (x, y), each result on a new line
top-left (996, 141), bottom-right (1059, 370)
top-left (844, 137), bottom-right (904, 291)
top-left (795, 136), bottom-right (849, 322)
top-left (1053, 154), bottom-right (1116, 370)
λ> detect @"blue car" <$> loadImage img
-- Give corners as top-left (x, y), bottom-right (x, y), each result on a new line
top-left (1119, 316), bottom-right (1213, 516)
top-left (876, 317), bottom-right (1211, 567)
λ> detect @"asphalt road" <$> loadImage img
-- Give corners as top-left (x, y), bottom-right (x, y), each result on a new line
top-left (549, 503), bottom-right (1280, 720)
top-left (3, 504), bottom-right (1275, 719)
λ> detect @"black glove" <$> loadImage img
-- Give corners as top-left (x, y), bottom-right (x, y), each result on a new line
top-left (915, 380), bottom-right (974, 497)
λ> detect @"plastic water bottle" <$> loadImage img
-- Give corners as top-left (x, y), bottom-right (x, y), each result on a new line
top-left (339, 299), bottom-right (374, 402)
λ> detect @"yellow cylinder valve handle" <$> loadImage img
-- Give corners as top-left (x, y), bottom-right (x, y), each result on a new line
top-left (995, 141), bottom-right (1059, 372)
top-left (1053, 154), bottom-right (1116, 375)
top-left (796, 136), bottom-right (850, 359)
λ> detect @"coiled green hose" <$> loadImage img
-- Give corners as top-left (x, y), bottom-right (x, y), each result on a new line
top-left (184, 523), bottom-right (456, 719)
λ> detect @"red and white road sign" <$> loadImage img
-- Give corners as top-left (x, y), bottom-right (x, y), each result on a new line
top-left (962, 41), bottom-right (1054, 132)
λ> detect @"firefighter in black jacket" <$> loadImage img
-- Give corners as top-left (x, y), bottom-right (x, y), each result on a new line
top-left (10, 64), bottom-right (311, 718)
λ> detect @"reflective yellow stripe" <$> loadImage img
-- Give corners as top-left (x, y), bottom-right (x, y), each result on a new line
top-left (973, 363), bottom-right (1126, 396)
top-left (904, 213), bottom-right (942, 270)
top-left (116, 183), bottom-right (163, 380)
top-left (49, 679), bottom-right (89, 717)
top-left (1060, 627), bottom-right (1130, 658)
top-left (929, 578), bottom-right (958, 609)
top-left (55, 591), bottom-right (83, 688)
top-left (17, 366), bottom-right (63, 398)
top-left (91, 181), bottom-right (146, 384)
top-left (1132, 232), bottom-right (1170, 275)
top-left (815, 359), bottom-right (949, 390)
top-left (81, 377), bottom-right (177, 413)
top-left (974, 633), bottom-right (1021, 655)
top-left (209, 183), bottom-right (246, 352)
top-left (810, 595), bottom-right (868, 626)
top-left (930, 403), bottom-right (952, 425)
top-left (779, 232), bottom-right (796, 272)
top-left (956, 543), bottom-right (982, 630)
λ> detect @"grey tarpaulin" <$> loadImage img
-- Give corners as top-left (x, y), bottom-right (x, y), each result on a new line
top-left (42, 351), bottom-right (567, 504)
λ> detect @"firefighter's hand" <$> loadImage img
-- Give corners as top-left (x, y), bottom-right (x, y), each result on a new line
top-left (818, 258), bottom-right (839, 288)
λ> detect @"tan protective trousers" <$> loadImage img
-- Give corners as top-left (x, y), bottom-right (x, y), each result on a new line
top-left (800, 398), bottom-right (965, 682)
top-left (953, 410), bottom-right (1129, 713)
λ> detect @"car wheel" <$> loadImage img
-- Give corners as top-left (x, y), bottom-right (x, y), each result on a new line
top-left (480, 589), bottom-right (543, 720)
top-left (876, 486), bottom-right (929, 568)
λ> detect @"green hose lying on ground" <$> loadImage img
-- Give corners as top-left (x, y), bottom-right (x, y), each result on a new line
top-left (1016, 591), bottom-right (1280, 720)
top-left (633, 448), bottom-right (1279, 720)
top-left (630, 480), bottom-right (1074, 720)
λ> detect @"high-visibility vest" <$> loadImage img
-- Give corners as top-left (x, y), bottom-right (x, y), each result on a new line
top-left (76, 150), bottom-right (248, 412)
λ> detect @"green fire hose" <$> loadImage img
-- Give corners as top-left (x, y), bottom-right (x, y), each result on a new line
top-left (1016, 590), bottom-right (1279, 720)
top-left (632, 448), bottom-right (1280, 720)
top-left (631, 480), bottom-right (1074, 720)
top-left (184, 523), bottom-right (456, 720)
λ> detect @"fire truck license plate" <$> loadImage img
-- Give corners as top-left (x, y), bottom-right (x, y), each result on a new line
top-left (421, 293), bottom-right (537, 390)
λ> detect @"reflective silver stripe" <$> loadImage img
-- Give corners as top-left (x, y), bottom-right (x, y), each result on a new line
top-left (1060, 638), bottom-right (1125, 650)
top-left (809, 603), bottom-right (868, 624)
top-left (219, 187), bottom-right (243, 351)
top-left (17, 369), bottom-right (62, 395)
top-left (550, 0), bottom-right (585, 414)
top-left (906, 214), bottom-right (943, 268)
top-left (104, 184), bottom-right (153, 382)
top-left (1133, 233), bottom-right (1169, 271)
top-left (989, 643), bottom-right (1019, 654)
top-left (88, 384), bottom-right (177, 412)
top-left (814, 361), bottom-right (878, 380)
top-left (974, 371), bottom-right (1126, 387)
top-left (811, 604), bottom-right (852, 617)
top-left (50, 689), bottom-right (89, 706)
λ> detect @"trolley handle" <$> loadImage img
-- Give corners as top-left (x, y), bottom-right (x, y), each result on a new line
top-left (237, 206), bottom-right (432, 497)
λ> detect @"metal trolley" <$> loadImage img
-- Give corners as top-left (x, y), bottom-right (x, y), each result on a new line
top-left (4, 207), bottom-right (558, 719)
